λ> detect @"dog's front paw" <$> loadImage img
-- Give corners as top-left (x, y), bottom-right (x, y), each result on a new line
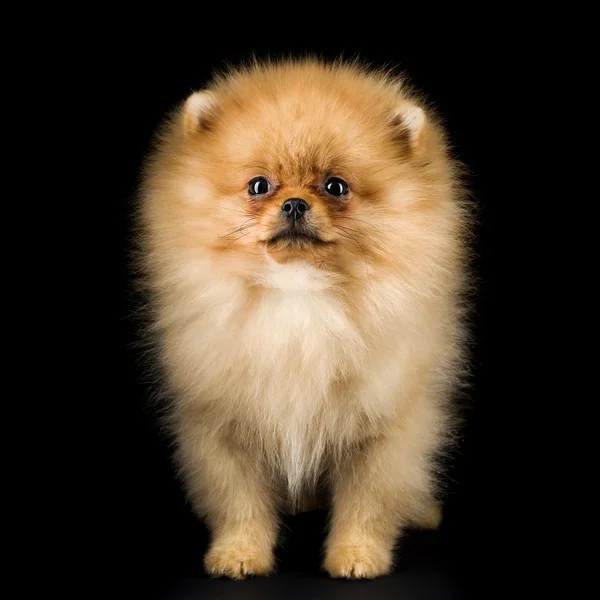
top-left (204, 538), bottom-right (274, 579)
top-left (323, 539), bottom-right (392, 579)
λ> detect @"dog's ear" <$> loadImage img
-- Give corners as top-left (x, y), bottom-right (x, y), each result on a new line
top-left (390, 101), bottom-right (426, 149)
top-left (181, 91), bottom-right (217, 135)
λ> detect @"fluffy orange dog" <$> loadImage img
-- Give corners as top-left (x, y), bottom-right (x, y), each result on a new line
top-left (137, 58), bottom-right (473, 579)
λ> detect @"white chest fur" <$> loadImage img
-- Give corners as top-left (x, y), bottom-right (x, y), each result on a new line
top-left (242, 262), bottom-right (363, 404)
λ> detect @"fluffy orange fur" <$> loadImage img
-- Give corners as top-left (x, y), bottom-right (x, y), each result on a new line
top-left (136, 58), bottom-right (473, 580)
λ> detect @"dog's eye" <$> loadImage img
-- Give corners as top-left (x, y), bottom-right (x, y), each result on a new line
top-left (325, 177), bottom-right (349, 197)
top-left (248, 177), bottom-right (271, 196)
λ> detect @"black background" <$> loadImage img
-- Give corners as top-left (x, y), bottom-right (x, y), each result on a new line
top-left (89, 27), bottom-right (542, 599)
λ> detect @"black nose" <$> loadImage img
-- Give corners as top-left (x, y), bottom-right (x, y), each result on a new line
top-left (282, 198), bottom-right (310, 222)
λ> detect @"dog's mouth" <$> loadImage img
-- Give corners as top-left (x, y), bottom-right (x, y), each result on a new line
top-left (267, 229), bottom-right (329, 246)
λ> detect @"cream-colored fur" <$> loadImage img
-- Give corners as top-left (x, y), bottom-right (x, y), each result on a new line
top-left (136, 58), bottom-right (473, 579)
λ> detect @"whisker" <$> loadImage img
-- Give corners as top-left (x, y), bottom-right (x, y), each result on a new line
top-left (222, 230), bottom-right (253, 250)
top-left (220, 219), bottom-right (258, 239)
top-left (218, 205), bottom-right (255, 217)
top-left (334, 224), bottom-right (385, 253)
top-left (335, 216), bottom-right (390, 238)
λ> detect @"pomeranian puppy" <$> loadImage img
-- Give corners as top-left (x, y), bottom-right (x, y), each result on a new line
top-left (137, 58), bottom-right (473, 580)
